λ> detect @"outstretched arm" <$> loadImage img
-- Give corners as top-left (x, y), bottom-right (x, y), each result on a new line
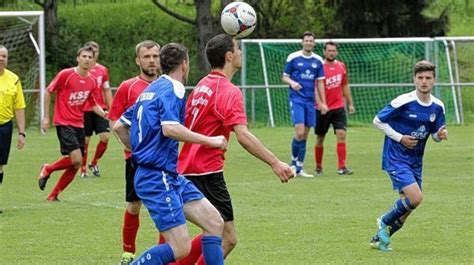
top-left (162, 123), bottom-right (227, 150)
top-left (233, 124), bottom-right (294, 182)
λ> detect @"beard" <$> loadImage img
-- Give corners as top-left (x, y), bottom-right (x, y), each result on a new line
top-left (325, 57), bottom-right (336, 62)
top-left (142, 68), bottom-right (156, 77)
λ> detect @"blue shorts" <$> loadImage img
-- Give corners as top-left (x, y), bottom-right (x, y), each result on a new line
top-left (134, 167), bottom-right (204, 232)
top-left (385, 164), bottom-right (422, 193)
top-left (289, 100), bottom-right (315, 127)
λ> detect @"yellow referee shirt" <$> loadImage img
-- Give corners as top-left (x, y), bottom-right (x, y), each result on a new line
top-left (0, 69), bottom-right (26, 125)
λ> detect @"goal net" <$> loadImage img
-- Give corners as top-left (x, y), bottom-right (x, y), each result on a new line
top-left (238, 38), bottom-right (468, 127)
top-left (0, 11), bottom-right (45, 127)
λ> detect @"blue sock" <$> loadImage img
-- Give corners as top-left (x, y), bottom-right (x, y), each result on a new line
top-left (131, 243), bottom-right (175, 265)
top-left (297, 140), bottom-right (307, 163)
top-left (291, 138), bottom-right (300, 165)
top-left (389, 218), bottom-right (404, 236)
top-left (382, 198), bottom-right (415, 226)
top-left (202, 235), bottom-right (224, 265)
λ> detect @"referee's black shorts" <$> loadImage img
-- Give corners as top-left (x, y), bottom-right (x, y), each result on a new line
top-left (84, 111), bottom-right (110, 137)
top-left (315, 107), bottom-right (347, 136)
top-left (125, 157), bottom-right (140, 202)
top-left (185, 172), bottom-right (234, 222)
top-left (56, 125), bottom-right (85, 156)
top-left (0, 120), bottom-right (13, 165)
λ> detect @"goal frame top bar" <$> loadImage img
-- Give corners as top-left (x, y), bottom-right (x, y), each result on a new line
top-left (0, 11), bottom-right (44, 17)
top-left (241, 36), bottom-right (474, 44)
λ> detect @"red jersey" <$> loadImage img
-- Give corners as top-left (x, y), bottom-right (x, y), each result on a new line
top-left (178, 71), bottom-right (247, 175)
top-left (48, 67), bottom-right (98, 128)
top-left (84, 63), bottom-right (110, 111)
top-left (108, 76), bottom-right (152, 159)
top-left (323, 60), bottom-right (348, 110)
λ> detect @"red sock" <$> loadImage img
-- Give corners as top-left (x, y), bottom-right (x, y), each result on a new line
top-left (81, 143), bottom-right (88, 171)
top-left (91, 141), bottom-right (108, 166)
top-left (196, 255), bottom-right (205, 265)
top-left (48, 166), bottom-right (78, 199)
top-left (170, 234), bottom-right (203, 265)
top-left (337, 143), bottom-right (346, 169)
top-left (315, 145), bottom-right (323, 169)
top-left (123, 211), bottom-right (140, 253)
top-left (45, 157), bottom-right (72, 175)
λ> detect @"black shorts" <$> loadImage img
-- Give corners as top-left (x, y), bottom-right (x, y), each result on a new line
top-left (0, 120), bottom-right (13, 165)
top-left (125, 157), bottom-right (140, 202)
top-left (56, 125), bottom-right (85, 156)
top-left (315, 107), bottom-right (347, 135)
top-left (186, 172), bottom-right (234, 222)
top-left (84, 111), bottom-right (110, 137)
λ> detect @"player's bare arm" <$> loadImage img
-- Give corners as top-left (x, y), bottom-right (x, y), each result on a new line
top-left (233, 124), bottom-right (294, 182)
top-left (112, 121), bottom-right (132, 151)
top-left (92, 104), bottom-right (108, 119)
top-left (315, 79), bottom-right (328, 114)
top-left (434, 125), bottom-right (448, 141)
top-left (15, 108), bottom-right (26, 149)
top-left (342, 83), bottom-right (355, 114)
top-left (162, 123), bottom-right (227, 150)
top-left (282, 75), bottom-right (302, 91)
top-left (41, 90), bottom-right (52, 133)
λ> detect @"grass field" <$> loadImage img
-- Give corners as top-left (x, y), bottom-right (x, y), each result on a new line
top-left (1, 125), bottom-right (473, 264)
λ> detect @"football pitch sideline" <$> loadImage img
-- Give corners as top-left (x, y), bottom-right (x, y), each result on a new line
top-left (1, 125), bottom-right (473, 264)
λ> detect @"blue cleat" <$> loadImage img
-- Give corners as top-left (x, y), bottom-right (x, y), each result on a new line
top-left (376, 217), bottom-right (392, 251)
top-left (370, 235), bottom-right (393, 252)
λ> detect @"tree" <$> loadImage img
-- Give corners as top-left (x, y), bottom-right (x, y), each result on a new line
top-left (151, 0), bottom-right (232, 72)
top-left (34, 0), bottom-right (60, 56)
top-left (328, 0), bottom-right (448, 37)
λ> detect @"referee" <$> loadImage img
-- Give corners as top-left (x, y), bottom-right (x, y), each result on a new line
top-left (0, 45), bottom-right (26, 213)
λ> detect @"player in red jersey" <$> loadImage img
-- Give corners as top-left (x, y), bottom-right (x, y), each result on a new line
top-left (314, 41), bottom-right (355, 176)
top-left (107, 40), bottom-right (161, 265)
top-left (177, 34), bottom-right (294, 264)
top-left (38, 46), bottom-right (107, 201)
top-left (80, 41), bottom-right (112, 178)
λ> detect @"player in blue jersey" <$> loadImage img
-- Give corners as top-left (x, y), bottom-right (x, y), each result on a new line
top-left (370, 60), bottom-right (448, 251)
top-left (282, 31), bottom-right (328, 178)
top-left (113, 43), bottom-right (227, 265)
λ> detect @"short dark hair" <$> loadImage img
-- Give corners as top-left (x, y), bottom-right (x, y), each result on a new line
top-left (414, 60), bottom-right (436, 77)
top-left (302, 31), bottom-right (315, 39)
top-left (76, 46), bottom-right (95, 57)
top-left (84, 41), bottom-right (99, 50)
top-left (160, 43), bottom-right (188, 74)
top-left (135, 40), bottom-right (160, 57)
top-left (205, 34), bottom-right (234, 69)
top-left (324, 41), bottom-right (337, 50)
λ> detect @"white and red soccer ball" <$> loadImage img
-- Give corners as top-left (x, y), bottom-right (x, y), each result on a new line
top-left (220, 2), bottom-right (257, 38)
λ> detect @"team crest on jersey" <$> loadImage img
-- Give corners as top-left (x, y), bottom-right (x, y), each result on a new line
top-left (311, 63), bottom-right (317, 68)
top-left (430, 113), bottom-right (436, 122)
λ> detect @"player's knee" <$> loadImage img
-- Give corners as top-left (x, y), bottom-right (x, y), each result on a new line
top-left (172, 239), bottom-right (192, 260)
top-left (335, 130), bottom-right (346, 141)
top-left (206, 213), bottom-right (225, 236)
top-left (126, 201), bottom-right (141, 215)
top-left (71, 159), bottom-right (82, 169)
top-left (224, 233), bottom-right (238, 251)
top-left (410, 194), bottom-right (423, 207)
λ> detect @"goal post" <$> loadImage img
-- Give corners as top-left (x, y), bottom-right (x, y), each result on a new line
top-left (0, 11), bottom-right (46, 127)
top-left (238, 37), bottom-right (473, 127)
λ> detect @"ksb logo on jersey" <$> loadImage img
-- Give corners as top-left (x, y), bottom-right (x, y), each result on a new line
top-left (68, 91), bottom-right (90, 106)
top-left (300, 69), bottom-right (314, 80)
top-left (325, 74), bottom-right (342, 89)
top-left (411, 125), bottom-right (429, 139)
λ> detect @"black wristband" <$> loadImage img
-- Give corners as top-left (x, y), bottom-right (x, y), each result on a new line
top-left (19, 132), bottom-right (26, 138)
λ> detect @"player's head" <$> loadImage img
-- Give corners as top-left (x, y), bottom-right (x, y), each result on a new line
top-left (76, 46), bottom-right (95, 71)
top-left (0, 45), bottom-right (8, 72)
top-left (301, 31), bottom-right (316, 53)
top-left (323, 41), bottom-right (338, 62)
top-left (84, 41), bottom-right (100, 61)
top-left (413, 60), bottom-right (436, 95)
top-left (205, 34), bottom-right (241, 70)
top-left (160, 43), bottom-right (189, 84)
top-left (135, 40), bottom-right (161, 78)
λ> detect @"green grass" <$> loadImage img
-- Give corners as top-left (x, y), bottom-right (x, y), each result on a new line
top-left (1, 125), bottom-right (473, 264)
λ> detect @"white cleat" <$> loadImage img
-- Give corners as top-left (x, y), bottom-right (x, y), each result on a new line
top-left (296, 170), bottom-right (314, 178)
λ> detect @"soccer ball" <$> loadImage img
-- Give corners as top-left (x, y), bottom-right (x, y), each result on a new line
top-left (220, 2), bottom-right (257, 38)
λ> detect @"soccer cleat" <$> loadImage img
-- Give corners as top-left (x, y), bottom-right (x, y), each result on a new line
top-left (337, 167), bottom-right (353, 175)
top-left (315, 167), bottom-right (323, 176)
top-left (376, 217), bottom-right (391, 248)
top-left (88, 164), bottom-right (100, 177)
top-left (38, 164), bottom-right (50, 191)
top-left (296, 170), bottom-right (314, 178)
top-left (80, 171), bottom-right (88, 179)
top-left (120, 252), bottom-right (135, 265)
top-left (47, 195), bottom-right (60, 202)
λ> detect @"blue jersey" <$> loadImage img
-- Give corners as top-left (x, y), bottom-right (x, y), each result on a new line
top-left (120, 75), bottom-right (185, 173)
top-left (376, 91), bottom-right (445, 170)
top-left (283, 51), bottom-right (325, 102)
